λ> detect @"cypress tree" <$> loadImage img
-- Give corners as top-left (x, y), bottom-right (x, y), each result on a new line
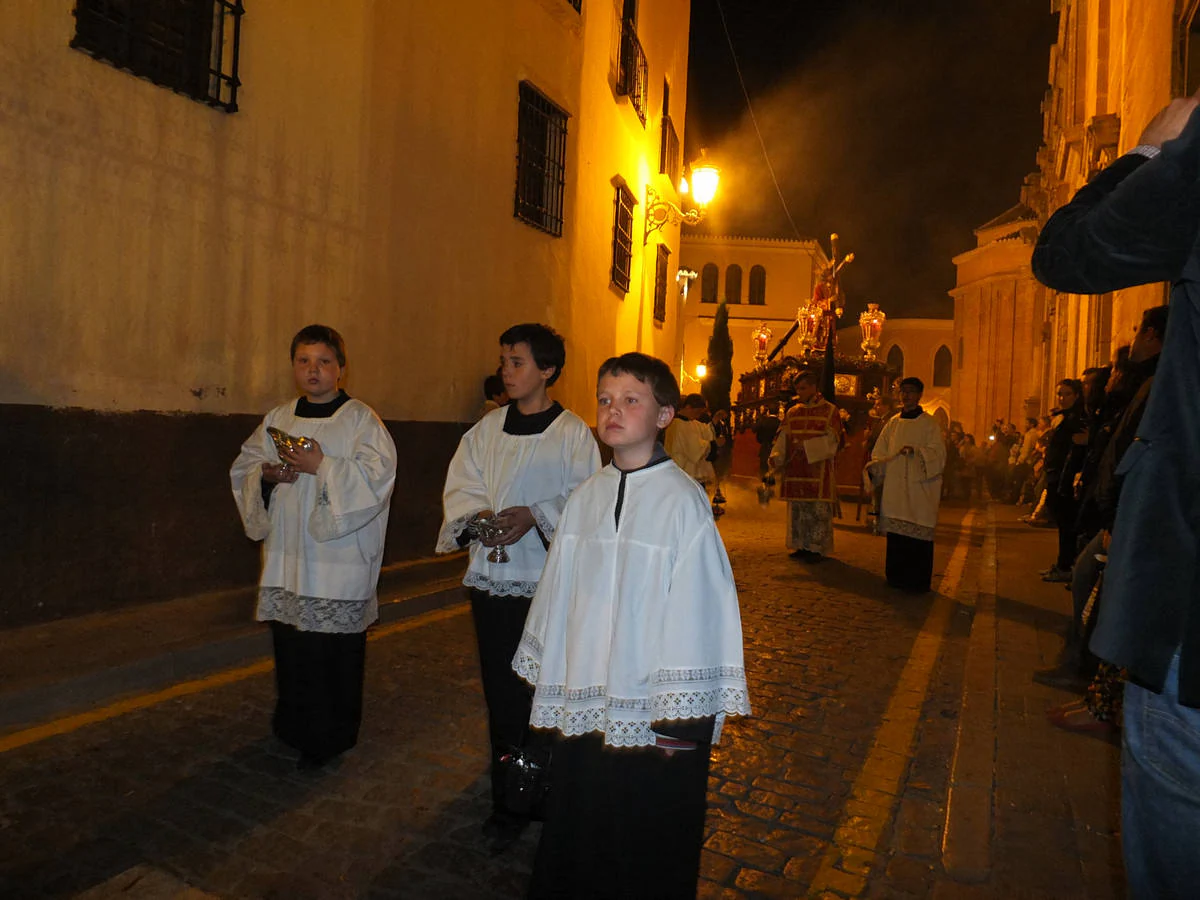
top-left (703, 300), bottom-right (734, 411)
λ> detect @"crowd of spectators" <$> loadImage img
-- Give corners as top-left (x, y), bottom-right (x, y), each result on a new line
top-left (942, 305), bottom-right (1168, 738)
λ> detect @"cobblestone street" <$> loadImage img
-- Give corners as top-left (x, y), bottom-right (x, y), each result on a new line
top-left (0, 480), bottom-right (1122, 899)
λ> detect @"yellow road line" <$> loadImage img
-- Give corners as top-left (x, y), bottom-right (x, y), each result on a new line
top-left (0, 604), bottom-right (469, 756)
top-left (806, 509), bottom-right (977, 898)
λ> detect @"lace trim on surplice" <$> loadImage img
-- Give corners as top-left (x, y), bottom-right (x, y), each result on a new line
top-left (513, 636), bottom-right (543, 684)
top-left (463, 571), bottom-right (539, 598)
top-left (529, 502), bottom-right (556, 543)
top-left (436, 512), bottom-right (477, 554)
top-left (879, 515), bottom-right (935, 542)
top-left (256, 587), bottom-right (376, 633)
top-left (528, 665), bottom-right (752, 748)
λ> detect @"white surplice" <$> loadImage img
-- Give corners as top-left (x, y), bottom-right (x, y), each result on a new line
top-left (514, 458), bottom-right (752, 748)
top-left (870, 411), bottom-right (946, 542)
top-left (436, 406), bottom-right (600, 597)
top-left (230, 399), bottom-right (398, 633)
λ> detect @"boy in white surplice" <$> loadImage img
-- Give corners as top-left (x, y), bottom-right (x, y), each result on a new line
top-left (436, 323), bottom-right (600, 851)
top-left (515, 352), bottom-right (751, 899)
top-left (230, 325), bottom-right (397, 770)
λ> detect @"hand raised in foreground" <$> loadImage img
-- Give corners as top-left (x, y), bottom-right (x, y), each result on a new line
top-left (1138, 88), bottom-right (1200, 149)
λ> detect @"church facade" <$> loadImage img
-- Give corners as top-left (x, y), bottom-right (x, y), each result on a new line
top-left (953, 0), bottom-right (1192, 436)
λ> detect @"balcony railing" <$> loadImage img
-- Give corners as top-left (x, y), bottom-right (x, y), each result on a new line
top-left (660, 114), bottom-right (681, 185)
top-left (616, 19), bottom-right (648, 126)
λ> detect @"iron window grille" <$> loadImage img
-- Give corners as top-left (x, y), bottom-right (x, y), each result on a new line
top-left (515, 81), bottom-right (569, 237)
top-left (616, 18), bottom-right (648, 125)
top-left (653, 245), bottom-right (670, 324)
top-left (71, 0), bottom-right (244, 113)
top-left (610, 184), bottom-right (636, 292)
top-left (660, 114), bottom-right (681, 185)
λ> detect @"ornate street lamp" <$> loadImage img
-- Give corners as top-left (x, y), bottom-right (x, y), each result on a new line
top-left (644, 149), bottom-right (721, 243)
top-left (859, 302), bottom-right (886, 362)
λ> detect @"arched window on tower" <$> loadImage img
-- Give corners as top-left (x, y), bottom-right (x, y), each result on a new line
top-left (725, 264), bottom-right (742, 303)
top-left (700, 263), bottom-right (718, 303)
top-left (933, 345), bottom-right (952, 387)
top-left (886, 344), bottom-right (904, 376)
top-left (748, 265), bottom-right (766, 305)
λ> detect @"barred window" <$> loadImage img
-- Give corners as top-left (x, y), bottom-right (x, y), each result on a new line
top-left (514, 82), bottom-right (569, 236)
top-left (653, 245), bottom-right (670, 324)
top-left (725, 264), bottom-right (743, 303)
top-left (610, 184), bottom-right (636, 292)
top-left (660, 115), bottom-right (681, 185)
top-left (749, 265), bottom-right (766, 305)
top-left (700, 263), bottom-right (718, 303)
top-left (616, 19), bottom-right (648, 125)
top-left (71, 0), bottom-right (244, 112)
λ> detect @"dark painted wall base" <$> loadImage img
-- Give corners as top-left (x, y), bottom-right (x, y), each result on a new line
top-left (0, 404), bottom-right (467, 629)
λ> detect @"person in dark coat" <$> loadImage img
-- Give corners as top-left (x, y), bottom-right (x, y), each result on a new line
top-left (1031, 91), bottom-right (1200, 900)
top-left (1039, 379), bottom-right (1088, 582)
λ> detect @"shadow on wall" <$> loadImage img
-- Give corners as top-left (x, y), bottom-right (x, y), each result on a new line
top-left (0, 405), bottom-right (466, 629)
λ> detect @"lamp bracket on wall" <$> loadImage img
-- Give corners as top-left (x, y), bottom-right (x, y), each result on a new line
top-left (643, 186), bottom-right (705, 244)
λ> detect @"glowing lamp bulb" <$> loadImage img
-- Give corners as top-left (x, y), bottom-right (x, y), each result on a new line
top-left (696, 364), bottom-right (708, 378)
top-left (689, 150), bottom-right (720, 208)
top-left (679, 176), bottom-right (689, 195)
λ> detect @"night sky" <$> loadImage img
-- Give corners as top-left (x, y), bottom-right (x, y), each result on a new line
top-left (683, 0), bottom-right (1058, 320)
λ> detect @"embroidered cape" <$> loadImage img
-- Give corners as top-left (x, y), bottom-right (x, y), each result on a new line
top-left (771, 397), bottom-right (843, 502)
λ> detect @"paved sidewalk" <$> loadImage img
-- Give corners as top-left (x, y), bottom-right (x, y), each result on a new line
top-left (872, 503), bottom-right (1123, 899)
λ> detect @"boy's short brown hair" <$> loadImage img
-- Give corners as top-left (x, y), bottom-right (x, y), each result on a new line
top-left (291, 324), bottom-right (347, 366)
top-left (597, 353), bottom-right (680, 409)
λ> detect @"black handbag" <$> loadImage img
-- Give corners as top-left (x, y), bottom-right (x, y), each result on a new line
top-left (498, 744), bottom-right (552, 816)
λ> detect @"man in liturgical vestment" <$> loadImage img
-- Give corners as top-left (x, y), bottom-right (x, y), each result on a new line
top-left (770, 371), bottom-right (844, 562)
top-left (870, 377), bottom-right (946, 591)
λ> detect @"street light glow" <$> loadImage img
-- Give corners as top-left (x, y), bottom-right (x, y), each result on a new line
top-left (690, 151), bottom-right (720, 208)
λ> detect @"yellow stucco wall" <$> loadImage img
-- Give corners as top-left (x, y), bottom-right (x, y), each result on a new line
top-left (0, 0), bottom-right (692, 423)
